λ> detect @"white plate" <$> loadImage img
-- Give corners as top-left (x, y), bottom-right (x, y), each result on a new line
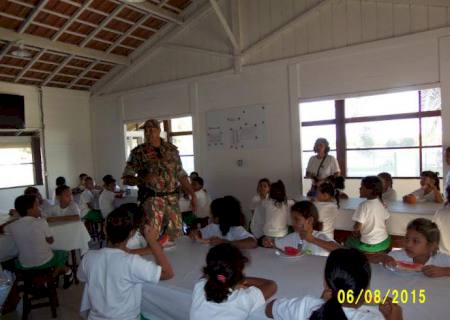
top-left (163, 242), bottom-right (177, 251)
top-left (384, 264), bottom-right (422, 276)
top-left (274, 250), bottom-right (303, 259)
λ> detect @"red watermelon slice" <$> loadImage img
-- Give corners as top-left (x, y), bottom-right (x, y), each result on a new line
top-left (284, 246), bottom-right (300, 256)
top-left (396, 260), bottom-right (423, 272)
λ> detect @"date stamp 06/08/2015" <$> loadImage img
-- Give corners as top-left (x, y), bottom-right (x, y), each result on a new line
top-left (337, 289), bottom-right (427, 305)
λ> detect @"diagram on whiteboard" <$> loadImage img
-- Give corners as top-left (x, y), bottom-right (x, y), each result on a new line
top-left (206, 105), bottom-right (268, 150)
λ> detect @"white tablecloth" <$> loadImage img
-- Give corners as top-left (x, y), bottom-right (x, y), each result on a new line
top-left (140, 237), bottom-right (450, 320)
top-left (0, 219), bottom-right (91, 262)
top-left (334, 198), bottom-right (442, 235)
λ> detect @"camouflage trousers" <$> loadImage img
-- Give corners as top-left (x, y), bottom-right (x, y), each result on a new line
top-left (142, 194), bottom-right (182, 240)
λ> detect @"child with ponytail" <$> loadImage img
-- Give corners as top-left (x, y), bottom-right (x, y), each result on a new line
top-left (190, 243), bottom-right (277, 319)
top-left (346, 176), bottom-right (391, 253)
top-left (266, 248), bottom-right (403, 320)
top-left (315, 182), bottom-right (340, 239)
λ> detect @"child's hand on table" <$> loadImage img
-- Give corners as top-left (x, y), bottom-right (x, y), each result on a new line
top-left (379, 297), bottom-right (403, 320)
top-left (261, 237), bottom-right (274, 248)
top-left (422, 265), bottom-right (450, 277)
top-left (381, 255), bottom-right (396, 268)
top-left (209, 237), bottom-right (227, 246)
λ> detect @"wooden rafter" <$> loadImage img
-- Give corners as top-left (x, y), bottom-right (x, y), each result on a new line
top-left (18, 0), bottom-right (49, 33)
top-left (117, 0), bottom-right (183, 25)
top-left (14, 49), bottom-right (46, 82)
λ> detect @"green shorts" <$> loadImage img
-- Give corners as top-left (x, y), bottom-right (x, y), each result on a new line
top-left (83, 209), bottom-right (103, 223)
top-left (345, 236), bottom-right (391, 253)
top-left (16, 250), bottom-right (69, 270)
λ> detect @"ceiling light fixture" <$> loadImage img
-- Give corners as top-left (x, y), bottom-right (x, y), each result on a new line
top-left (11, 42), bottom-right (32, 58)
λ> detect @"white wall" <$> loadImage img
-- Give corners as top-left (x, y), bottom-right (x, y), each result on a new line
top-left (0, 82), bottom-right (93, 211)
top-left (90, 28), bottom-right (450, 220)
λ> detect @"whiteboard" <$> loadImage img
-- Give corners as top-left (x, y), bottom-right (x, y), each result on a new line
top-left (206, 105), bottom-right (267, 150)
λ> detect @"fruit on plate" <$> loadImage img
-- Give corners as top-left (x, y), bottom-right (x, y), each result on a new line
top-left (284, 246), bottom-right (300, 256)
top-left (395, 260), bottom-right (423, 272)
top-left (403, 194), bottom-right (417, 204)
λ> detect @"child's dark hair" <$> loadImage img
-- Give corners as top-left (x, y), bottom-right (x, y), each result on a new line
top-left (55, 185), bottom-right (71, 196)
top-left (257, 178), bottom-right (270, 193)
top-left (325, 175), bottom-right (345, 201)
top-left (377, 172), bottom-right (393, 188)
top-left (269, 180), bottom-right (287, 206)
top-left (14, 195), bottom-right (37, 217)
top-left (310, 248), bottom-right (371, 320)
top-left (407, 218), bottom-right (440, 248)
top-left (421, 171), bottom-right (440, 190)
top-left (56, 176), bottom-right (66, 187)
top-left (203, 243), bottom-right (249, 303)
top-left (291, 201), bottom-right (323, 231)
top-left (191, 176), bottom-right (204, 187)
top-left (84, 176), bottom-right (93, 183)
top-left (190, 171), bottom-right (199, 178)
top-left (210, 196), bottom-right (242, 236)
top-left (79, 173), bottom-right (87, 179)
top-left (106, 206), bottom-right (134, 245)
top-left (120, 203), bottom-right (145, 229)
top-left (318, 182), bottom-right (340, 208)
top-left (24, 186), bottom-right (39, 196)
top-left (361, 176), bottom-right (383, 202)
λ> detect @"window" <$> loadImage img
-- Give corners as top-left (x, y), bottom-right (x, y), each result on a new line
top-left (125, 116), bottom-right (195, 174)
top-left (300, 88), bottom-right (442, 178)
top-left (0, 132), bottom-right (43, 188)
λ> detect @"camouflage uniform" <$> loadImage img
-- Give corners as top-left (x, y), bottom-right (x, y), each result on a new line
top-left (123, 139), bottom-right (187, 240)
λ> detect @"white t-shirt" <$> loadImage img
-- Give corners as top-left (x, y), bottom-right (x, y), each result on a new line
top-left (352, 199), bottom-right (390, 245)
top-left (99, 190), bottom-right (116, 218)
top-left (251, 199), bottom-right (294, 238)
top-left (314, 201), bottom-right (338, 239)
top-left (250, 194), bottom-right (268, 212)
top-left (6, 216), bottom-right (53, 268)
top-left (272, 295), bottom-right (383, 320)
top-left (40, 199), bottom-right (53, 216)
top-left (306, 155), bottom-right (340, 180)
top-left (200, 224), bottom-right (254, 242)
top-left (382, 187), bottom-right (397, 202)
top-left (190, 279), bottom-right (265, 320)
top-left (46, 201), bottom-right (80, 217)
top-left (411, 188), bottom-right (438, 202)
top-left (126, 231), bottom-right (147, 250)
top-left (194, 189), bottom-right (211, 218)
top-left (433, 207), bottom-right (450, 255)
top-left (77, 248), bottom-right (161, 320)
top-left (274, 231), bottom-right (334, 257)
top-left (389, 249), bottom-right (450, 267)
top-left (80, 189), bottom-right (94, 217)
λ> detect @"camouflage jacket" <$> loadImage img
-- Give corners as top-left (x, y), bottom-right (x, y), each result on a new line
top-left (122, 139), bottom-right (187, 193)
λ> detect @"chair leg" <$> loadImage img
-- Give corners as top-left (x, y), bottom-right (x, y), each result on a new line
top-left (48, 277), bottom-right (58, 318)
top-left (22, 276), bottom-right (30, 320)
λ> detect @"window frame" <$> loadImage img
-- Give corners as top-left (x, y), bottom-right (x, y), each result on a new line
top-left (300, 90), bottom-right (442, 179)
top-left (0, 131), bottom-right (44, 190)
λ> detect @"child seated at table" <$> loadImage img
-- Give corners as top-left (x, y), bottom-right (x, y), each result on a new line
top-left (403, 171), bottom-right (443, 204)
top-left (123, 204), bottom-right (154, 256)
top-left (99, 174), bottom-right (121, 218)
top-left (378, 172), bottom-right (397, 202)
top-left (191, 176), bottom-right (211, 227)
top-left (262, 201), bottom-right (339, 256)
top-left (190, 243), bottom-right (277, 320)
top-left (433, 186), bottom-right (450, 255)
top-left (265, 248), bottom-right (403, 320)
top-left (369, 218), bottom-right (450, 278)
top-left (5, 195), bottom-right (73, 288)
top-left (250, 180), bottom-right (294, 239)
top-left (46, 185), bottom-right (81, 223)
top-left (78, 206), bottom-right (174, 320)
top-left (80, 176), bottom-right (102, 222)
top-left (189, 197), bottom-right (257, 249)
top-left (314, 182), bottom-right (339, 239)
top-left (346, 176), bottom-right (391, 253)
top-left (250, 178), bottom-right (271, 216)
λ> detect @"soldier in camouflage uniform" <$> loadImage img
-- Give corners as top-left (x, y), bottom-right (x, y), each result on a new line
top-left (122, 119), bottom-right (196, 241)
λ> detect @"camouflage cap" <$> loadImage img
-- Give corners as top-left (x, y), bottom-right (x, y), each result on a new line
top-left (143, 119), bottom-right (160, 129)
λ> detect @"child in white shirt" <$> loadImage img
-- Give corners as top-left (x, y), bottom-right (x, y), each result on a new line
top-left (403, 171), bottom-right (443, 204)
top-left (314, 182), bottom-right (339, 240)
top-left (265, 248), bottom-right (403, 320)
top-left (80, 176), bottom-right (102, 222)
top-left (99, 175), bottom-right (121, 218)
top-left (191, 176), bottom-right (211, 225)
top-left (78, 206), bottom-right (174, 320)
top-left (250, 178), bottom-right (270, 215)
top-left (250, 180), bottom-right (293, 239)
top-left (23, 186), bottom-right (53, 216)
top-left (346, 176), bottom-right (391, 253)
top-left (190, 243), bottom-right (277, 320)
top-left (378, 172), bottom-right (397, 202)
top-left (370, 218), bottom-right (450, 278)
top-left (5, 195), bottom-right (73, 288)
top-left (46, 185), bottom-right (80, 223)
top-left (190, 196), bottom-right (257, 249)
top-left (262, 201), bottom-right (339, 256)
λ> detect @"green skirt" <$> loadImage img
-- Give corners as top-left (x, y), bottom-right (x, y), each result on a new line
top-left (16, 250), bottom-right (68, 270)
top-left (345, 236), bottom-right (391, 253)
top-left (83, 209), bottom-right (103, 223)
